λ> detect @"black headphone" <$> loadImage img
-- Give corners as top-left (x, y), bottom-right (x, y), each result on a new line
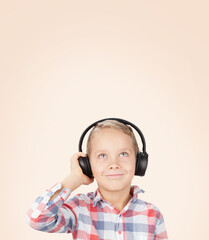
top-left (78, 117), bottom-right (149, 178)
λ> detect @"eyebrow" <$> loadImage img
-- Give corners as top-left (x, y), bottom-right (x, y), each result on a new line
top-left (94, 148), bottom-right (132, 154)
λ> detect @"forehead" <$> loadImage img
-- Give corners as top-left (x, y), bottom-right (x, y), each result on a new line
top-left (91, 128), bottom-right (133, 150)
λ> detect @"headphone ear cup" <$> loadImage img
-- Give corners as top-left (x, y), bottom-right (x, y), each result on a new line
top-left (78, 155), bottom-right (93, 178)
top-left (135, 152), bottom-right (148, 176)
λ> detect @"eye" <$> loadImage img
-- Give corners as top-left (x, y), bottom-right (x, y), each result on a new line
top-left (120, 152), bottom-right (128, 157)
top-left (98, 153), bottom-right (106, 159)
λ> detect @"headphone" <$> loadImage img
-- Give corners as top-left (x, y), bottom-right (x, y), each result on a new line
top-left (78, 117), bottom-right (149, 178)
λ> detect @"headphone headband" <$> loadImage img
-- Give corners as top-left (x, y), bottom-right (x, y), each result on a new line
top-left (78, 117), bottom-right (147, 153)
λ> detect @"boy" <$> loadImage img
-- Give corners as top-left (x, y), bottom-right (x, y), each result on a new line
top-left (25, 120), bottom-right (168, 239)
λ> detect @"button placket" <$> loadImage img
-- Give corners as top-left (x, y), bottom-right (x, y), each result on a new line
top-left (115, 214), bottom-right (123, 240)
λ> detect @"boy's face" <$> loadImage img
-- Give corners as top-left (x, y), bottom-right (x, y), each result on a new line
top-left (89, 128), bottom-right (136, 193)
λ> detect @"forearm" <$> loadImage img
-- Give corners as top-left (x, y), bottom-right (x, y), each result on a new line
top-left (25, 180), bottom-right (78, 233)
top-left (26, 152), bottom-right (93, 234)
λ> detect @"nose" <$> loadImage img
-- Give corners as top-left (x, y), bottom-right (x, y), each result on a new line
top-left (109, 164), bottom-right (120, 170)
top-left (108, 157), bottom-right (120, 170)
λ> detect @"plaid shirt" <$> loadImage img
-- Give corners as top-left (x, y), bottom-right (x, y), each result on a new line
top-left (25, 182), bottom-right (168, 240)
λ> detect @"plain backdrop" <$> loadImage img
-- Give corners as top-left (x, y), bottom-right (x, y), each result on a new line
top-left (1, 1), bottom-right (209, 240)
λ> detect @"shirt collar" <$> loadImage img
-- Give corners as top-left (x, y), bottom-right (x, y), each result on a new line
top-left (92, 185), bottom-right (145, 207)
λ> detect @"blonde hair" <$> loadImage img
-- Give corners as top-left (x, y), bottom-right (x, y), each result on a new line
top-left (86, 120), bottom-right (139, 156)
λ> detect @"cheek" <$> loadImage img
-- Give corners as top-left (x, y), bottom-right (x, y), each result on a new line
top-left (122, 159), bottom-right (136, 173)
top-left (90, 160), bottom-right (104, 174)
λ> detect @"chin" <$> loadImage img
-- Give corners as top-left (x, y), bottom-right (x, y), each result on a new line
top-left (99, 179), bottom-right (131, 192)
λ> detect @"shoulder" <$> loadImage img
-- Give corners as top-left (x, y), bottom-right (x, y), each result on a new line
top-left (134, 198), bottom-right (164, 220)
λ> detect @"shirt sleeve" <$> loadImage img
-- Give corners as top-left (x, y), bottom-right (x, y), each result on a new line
top-left (25, 182), bottom-right (78, 233)
top-left (154, 210), bottom-right (168, 240)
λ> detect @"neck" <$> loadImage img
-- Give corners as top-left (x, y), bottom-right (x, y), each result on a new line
top-left (98, 185), bottom-right (133, 212)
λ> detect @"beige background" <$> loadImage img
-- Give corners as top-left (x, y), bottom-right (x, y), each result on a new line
top-left (1, 1), bottom-right (208, 239)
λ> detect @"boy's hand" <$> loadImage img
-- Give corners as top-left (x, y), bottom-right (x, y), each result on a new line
top-left (70, 152), bottom-right (94, 186)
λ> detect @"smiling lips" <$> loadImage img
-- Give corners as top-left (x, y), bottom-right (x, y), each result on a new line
top-left (107, 174), bottom-right (123, 178)
top-left (105, 172), bottom-right (125, 178)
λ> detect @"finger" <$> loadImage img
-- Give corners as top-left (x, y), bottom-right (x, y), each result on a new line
top-left (71, 152), bottom-right (85, 159)
top-left (77, 152), bottom-right (86, 156)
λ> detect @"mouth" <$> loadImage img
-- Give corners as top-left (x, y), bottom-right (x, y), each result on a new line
top-left (106, 174), bottom-right (124, 179)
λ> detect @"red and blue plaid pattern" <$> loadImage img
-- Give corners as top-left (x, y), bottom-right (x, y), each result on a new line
top-left (26, 183), bottom-right (168, 239)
